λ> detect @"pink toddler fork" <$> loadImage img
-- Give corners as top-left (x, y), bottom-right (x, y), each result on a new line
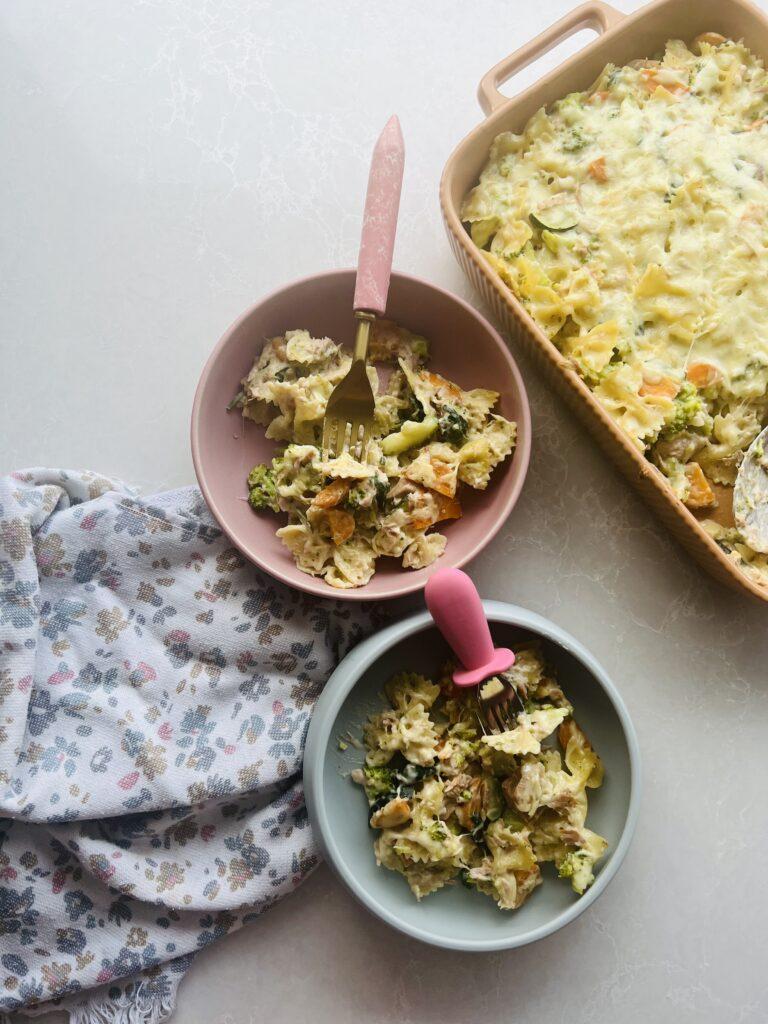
top-left (424, 567), bottom-right (524, 733)
top-left (321, 115), bottom-right (405, 460)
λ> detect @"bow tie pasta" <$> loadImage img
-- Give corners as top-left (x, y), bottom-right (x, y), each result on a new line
top-left (352, 648), bottom-right (608, 910)
top-left (230, 322), bottom-right (516, 588)
top-left (463, 33), bottom-right (768, 584)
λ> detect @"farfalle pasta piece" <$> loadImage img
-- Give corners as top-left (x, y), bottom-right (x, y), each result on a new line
top-left (403, 443), bottom-right (462, 498)
top-left (483, 707), bottom-right (569, 756)
top-left (385, 672), bottom-right (441, 712)
top-left (594, 362), bottom-right (674, 447)
top-left (363, 704), bottom-right (438, 768)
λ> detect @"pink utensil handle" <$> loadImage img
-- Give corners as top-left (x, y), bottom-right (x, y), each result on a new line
top-left (424, 567), bottom-right (514, 687)
top-left (353, 115), bottom-right (405, 316)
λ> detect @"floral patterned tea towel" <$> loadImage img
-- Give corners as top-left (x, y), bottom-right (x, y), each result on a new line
top-left (0, 469), bottom-right (379, 1023)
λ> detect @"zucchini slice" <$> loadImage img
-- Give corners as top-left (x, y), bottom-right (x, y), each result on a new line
top-left (530, 207), bottom-right (579, 232)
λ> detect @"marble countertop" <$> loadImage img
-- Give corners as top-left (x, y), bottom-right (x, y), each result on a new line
top-left (3, 0), bottom-right (767, 1020)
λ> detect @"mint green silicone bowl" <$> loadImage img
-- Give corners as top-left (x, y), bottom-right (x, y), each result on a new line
top-left (303, 601), bottom-right (640, 952)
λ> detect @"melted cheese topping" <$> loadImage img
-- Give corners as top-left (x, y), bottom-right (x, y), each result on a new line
top-left (463, 35), bottom-right (768, 583)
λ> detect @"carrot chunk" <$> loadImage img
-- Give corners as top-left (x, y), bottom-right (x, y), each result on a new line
top-left (312, 479), bottom-right (351, 509)
top-left (588, 157), bottom-right (608, 182)
top-left (326, 509), bottom-right (356, 545)
top-left (684, 463), bottom-right (716, 510)
top-left (686, 362), bottom-right (720, 389)
top-left (639, 375), bottom-right (679, 399)
top-left (422, 370), bottom-right (462, 399)
top-left (433, 493), bottom-right (462, 523)
top-left (640, 68), bottom-right (688, 94)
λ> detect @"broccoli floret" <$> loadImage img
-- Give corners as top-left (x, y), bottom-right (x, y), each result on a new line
top-left (664, 381), bottom-right (708, 436)
top-left (558, 850), bottom-right (595, 894)
top-left (362, 765), bottom-right (396, 800)
top-left (437, 406), bottom-right (469, 446)
top-left (562, 126), bottom-right (590, 152)
top-left (346, 485), bottom-right (367, 510)
top-left (428, 820), bottom-right (448, 842)
top-left (345, 474), bottom-right (390, 511)
top-left (247, 463), bottom-right (279, 513)
top-left (409, 336), bottom-right (430, 363)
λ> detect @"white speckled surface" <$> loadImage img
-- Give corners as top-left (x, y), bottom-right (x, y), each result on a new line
top-left (3, 1), bottom-right (768, 1020)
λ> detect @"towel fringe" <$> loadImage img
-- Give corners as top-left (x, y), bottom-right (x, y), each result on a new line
top-left (66, 979), bottom-right (177, 1024)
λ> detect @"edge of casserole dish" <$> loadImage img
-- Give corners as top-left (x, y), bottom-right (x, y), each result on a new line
top-left (440, 0), bottom-right (768, 602)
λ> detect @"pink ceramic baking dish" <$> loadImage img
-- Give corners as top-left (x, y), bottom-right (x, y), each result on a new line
top-left (440, 0), bottom-right (768, 603)
top-left (191, 270), bottom-right (531, 601)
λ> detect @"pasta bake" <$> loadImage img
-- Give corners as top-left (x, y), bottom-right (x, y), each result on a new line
top-left (463, 34), bottom-right (768, 582)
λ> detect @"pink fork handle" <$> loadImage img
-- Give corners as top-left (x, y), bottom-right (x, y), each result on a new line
top-left (424, 568), bottom-right (514, 687)
top-left (353, 115), bottom-right (405, 316)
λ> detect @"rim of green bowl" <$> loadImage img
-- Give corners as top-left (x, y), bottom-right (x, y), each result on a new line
top-left (304, 600), bottom-right (641, 952)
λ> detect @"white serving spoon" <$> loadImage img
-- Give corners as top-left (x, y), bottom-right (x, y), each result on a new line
top-left (733, 424), bottom-right (768, 552)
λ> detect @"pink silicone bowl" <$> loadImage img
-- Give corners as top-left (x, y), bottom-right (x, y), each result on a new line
top-left (191, 269), bottom-right (531, 601)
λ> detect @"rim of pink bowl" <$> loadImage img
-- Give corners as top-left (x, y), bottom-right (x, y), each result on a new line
top-left (190, 268), bottom-right (532, 601)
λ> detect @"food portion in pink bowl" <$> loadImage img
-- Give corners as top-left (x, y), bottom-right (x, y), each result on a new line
top-left (232, 320), bottom-right (516, 589)
top-left (191, 270), bottom-right (531, 600)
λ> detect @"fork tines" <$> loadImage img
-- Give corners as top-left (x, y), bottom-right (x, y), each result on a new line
top-left (478, 673), bottom-right (526, 736)
top-left (322, 417), bottom-right (372, 461)
top-left (483, 700), bottom-right (518, 735)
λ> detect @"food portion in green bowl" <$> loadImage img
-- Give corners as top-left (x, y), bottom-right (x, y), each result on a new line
top-left (351, 644), bottom-right (608, 912)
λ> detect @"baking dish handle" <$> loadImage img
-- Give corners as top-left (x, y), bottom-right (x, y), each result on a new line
top-left (478, 1), bottom-right (625, 116)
